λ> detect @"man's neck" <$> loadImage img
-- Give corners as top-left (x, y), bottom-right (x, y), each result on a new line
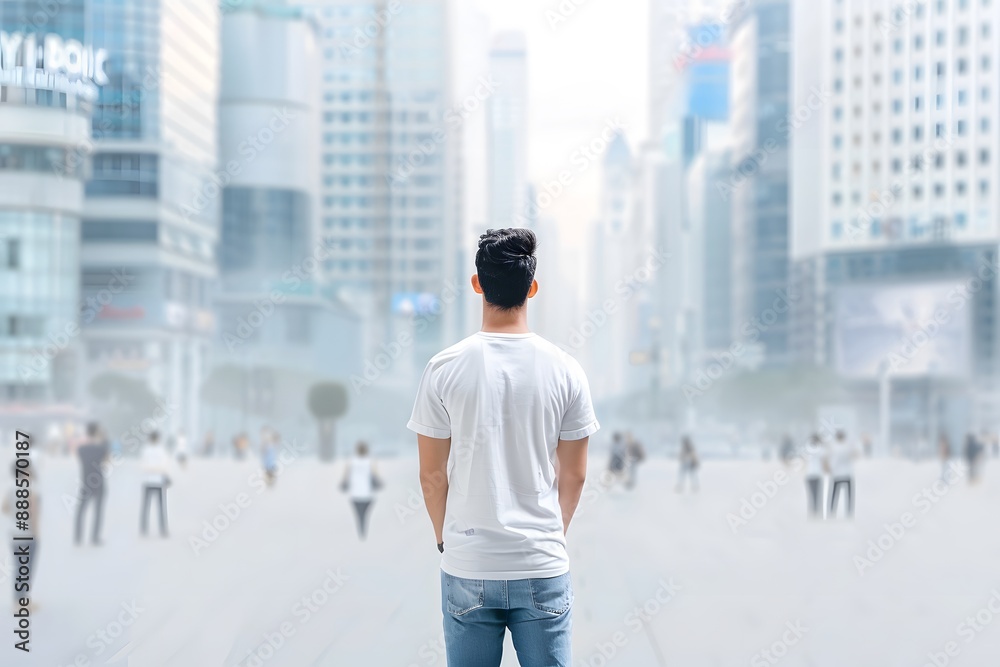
top-left (481, 305), bottom-right (531, 334)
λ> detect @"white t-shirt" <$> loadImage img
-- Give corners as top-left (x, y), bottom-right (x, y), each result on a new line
top-left (827, 440), bottom-right (859, 479)
top-left (407, 331), bottom-right (599, 580)
top-left (804, 442), bottom-right (827, 478)
top-left (348, 457), bottom-right (373, 501)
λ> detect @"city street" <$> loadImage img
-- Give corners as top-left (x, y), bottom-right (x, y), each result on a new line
top-left (6, 455), bottom-right (999, 666)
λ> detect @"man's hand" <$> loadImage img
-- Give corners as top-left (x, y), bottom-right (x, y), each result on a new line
top-left (556, 436), bottom-right (589, 534)
top-left (417, 434), bottom-right (451, 545)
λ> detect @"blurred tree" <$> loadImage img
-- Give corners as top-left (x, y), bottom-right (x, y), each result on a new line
top-left (308, 382), bottom-right (349, 461)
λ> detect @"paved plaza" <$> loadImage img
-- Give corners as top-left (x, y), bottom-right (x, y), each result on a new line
top-left (5, 454), bottom-right (999, 666)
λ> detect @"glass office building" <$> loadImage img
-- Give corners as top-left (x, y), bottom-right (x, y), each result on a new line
top-left (0, 0), bottom-right (91, 414)
top-left (80, 0), bottom-right (219, 439)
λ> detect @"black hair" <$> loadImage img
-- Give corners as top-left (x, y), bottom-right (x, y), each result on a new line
top-left (86, 421), bottom-right (100, 438)
top-left (475, 228), bottom-right (537, 310)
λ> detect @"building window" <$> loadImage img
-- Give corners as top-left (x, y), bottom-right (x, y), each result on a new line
top-left (3, 238), bottom-right (19, 270)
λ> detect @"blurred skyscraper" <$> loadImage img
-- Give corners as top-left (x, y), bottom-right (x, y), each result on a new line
top-left (644, 6), bottom-right (734, 394)
top-left (729, 0), bottom-right (792, 367)
top-left (648, 0), bottom-right (728, 141)
top-left (791, 0), bottom-right (1000, 448)
top-left (0, 0), bottom-right (92, 422)
top-left (312, 0), bottom-right (458, 381)
top-left (80, 0), bottom-right (220, 438)
top-left (212, 2), bottom-right (360, 441)
top-left (587, 132), bottom-right (644, 399)
top-left (487, 30), bottom-right (528, 228)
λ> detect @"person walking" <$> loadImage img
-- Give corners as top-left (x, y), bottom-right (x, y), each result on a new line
top-left (140, 432), bottom-right (171, 537)
top-left (827, 430), bottom-right (859, 518)
top-left (624, 432), bottom-right (646, 490)
top-left (74, 422), bottom-right (109, 546)
top-left (408, 228), bottom-right (598, 667)
top-left (607, 432), bottom-right (627, 484)
top-left (964, 433), bottom-right (983, 484)
top-left (676, 436), bottom-right (699, 493)
top-left (341, 442), bottom-right (381, 539)
top-left (803, 433), bottom-right (826, 518)
top-left (938, 434), bottom-right (952, 482)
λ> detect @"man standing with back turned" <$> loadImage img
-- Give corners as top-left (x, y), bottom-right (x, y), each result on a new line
top-left (408, 228), bottom-right (599, 666)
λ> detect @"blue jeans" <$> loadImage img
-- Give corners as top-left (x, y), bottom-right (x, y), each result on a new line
top-left (441, 570), bottom-right (573, 667)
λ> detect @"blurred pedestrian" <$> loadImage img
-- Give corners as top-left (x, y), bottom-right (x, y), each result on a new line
top-left (779, 434), bottom-right (795, 464)
top-left (964, 433), bottom-right (984, 484)
top-left (827, 430), bottom-right (859, 518)
top-left (607, 432), bottom-right (627, 483)
top-left (802, 434), bottom-right (826, 518)
top-left (201, 430), bottom-right (215, 457)
top-left (624, 432), bottom-right (646, 490)
top-left (262, 431), bottom-right (279, 487)
top-left (938, 434), bottom-right (952, 482)
top-left (140, 432), bottom-right (171, 537)
top-left (676, 436), bottom-right (699, 493)
top-left (174, 430), bottom-right (189, 469)
top-left (74, 422), bottom-right (109, 546)
top-left (233, 432), bottom-right (249, 460)
top-left (341, 441), bottom-right (381, 539)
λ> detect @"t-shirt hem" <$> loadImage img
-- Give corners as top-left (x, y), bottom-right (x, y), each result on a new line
top-left (441, 561), bottom-right (570, 581)
top-left (559, 420), bottom-right (600, 441)
top-left (406, 420), bottom-right (451, 439)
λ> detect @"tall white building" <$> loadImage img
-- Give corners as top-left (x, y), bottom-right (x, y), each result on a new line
top-left (312, 0), bottom-right (459, 375)
top-left (487, 31), bottom-right (528, 228)
top-left (794, 0), bottom-right (1000, 256)
top-left (791, 0), bottom-right (1000, 446)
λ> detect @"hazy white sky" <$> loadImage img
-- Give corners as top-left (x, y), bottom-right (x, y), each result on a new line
top-left (473, 0), bottom-right (650, 245)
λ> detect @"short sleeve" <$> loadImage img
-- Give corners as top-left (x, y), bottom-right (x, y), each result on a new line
top-left (407, 362), bottom-right (451, 438)
top-left (559, 364), bottom-right (600, 440)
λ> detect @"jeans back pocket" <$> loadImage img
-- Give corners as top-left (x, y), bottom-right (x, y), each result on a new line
top-left (443, 572), bottom-right (485, 616)
top-left (528, 573), bottom-right (573, 615)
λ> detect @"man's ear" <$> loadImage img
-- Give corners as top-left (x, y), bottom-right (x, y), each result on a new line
top-left (527, 279), bottom-right (539, 299)
top-left (471, 274), bottom-right (483, 294)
